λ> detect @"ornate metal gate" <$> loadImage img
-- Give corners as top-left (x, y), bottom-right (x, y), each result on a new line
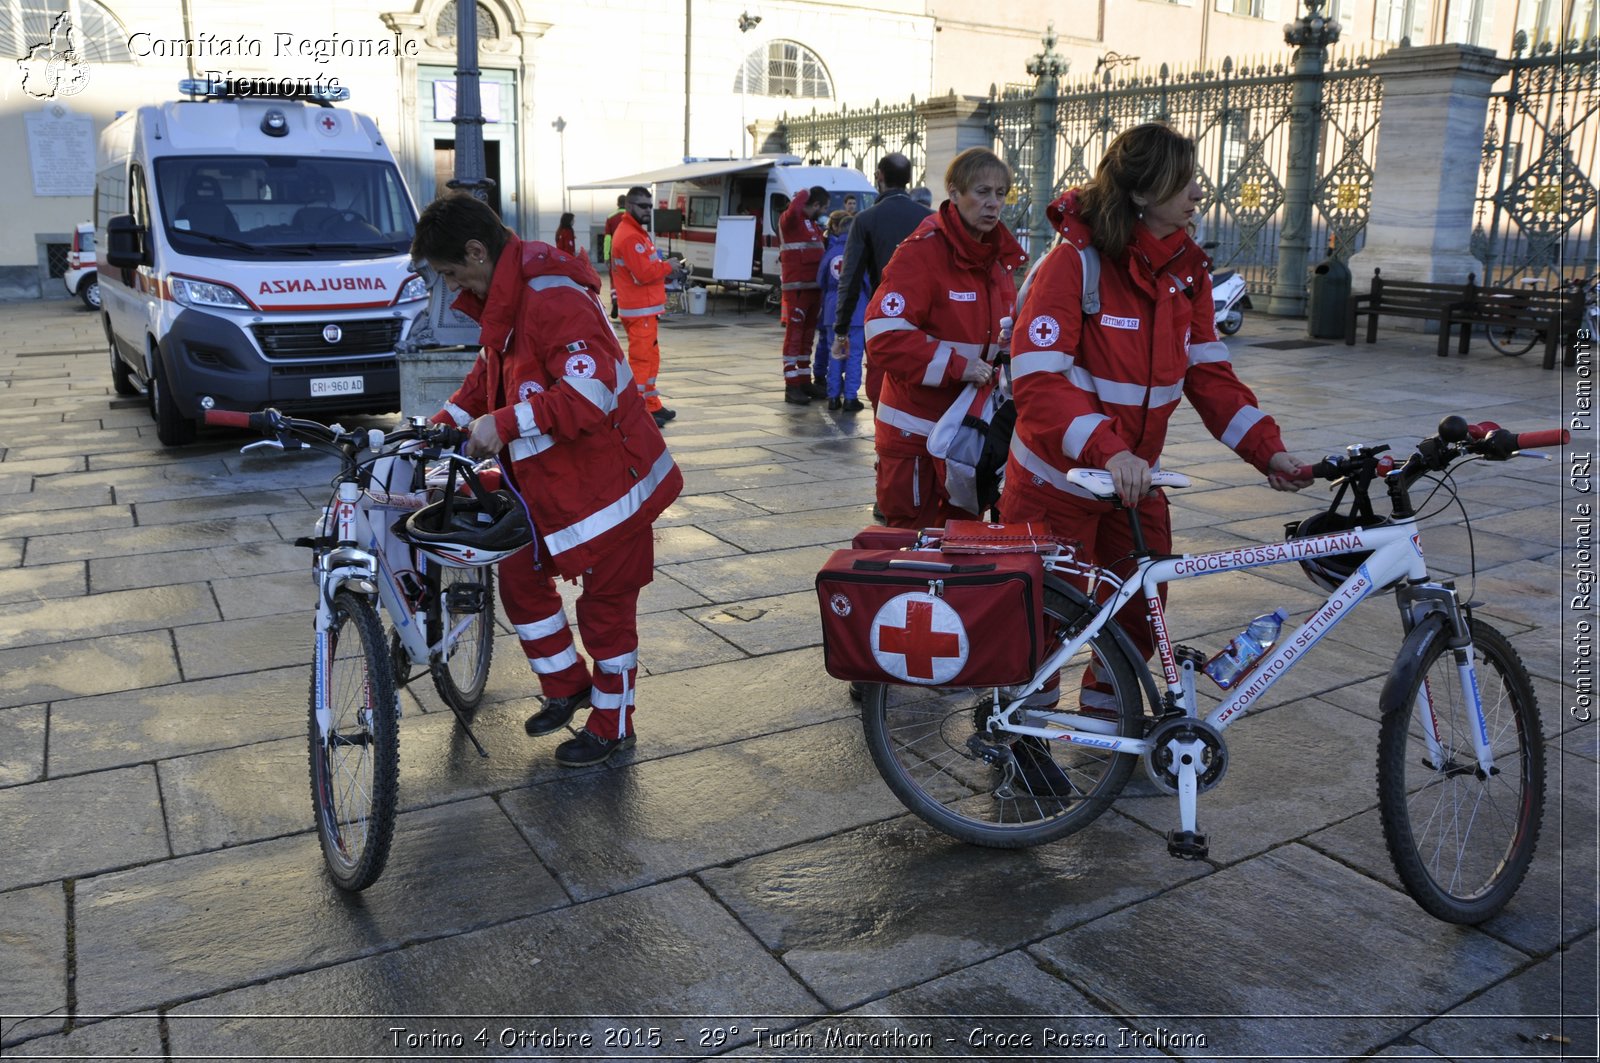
top-left (1472, 33), bottom-right (1599, 287)
top-left (775, 99), bottom-right (926, 187)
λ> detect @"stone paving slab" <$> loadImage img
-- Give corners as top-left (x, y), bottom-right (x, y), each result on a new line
top-left (1304, 749), bottom-right (1597, 957)
top-left (74, 797), bottom-right (565, 1017)
top-left (0, 765), bottom-right (168, 890)
top-left (687, 590), bottom-right (825, 655)
top-left (700, 812), bottom-right (1210, 1011)
top-left (700, 505), bottom-right (881, 552)
top-left (0, 502), bottom-right (129, 540)
top-left (653, 523), bottom-right (746, 565)
top-left (0, 703), bottom-right (47, 787)
top-left (0, 630), bottom-right (179, 709)
top-left (634, 608), bottom-right (750, 674)
top-left (2, 1016), bottom-right (164, 1059)
top-left (0, 559), bottom-right (84, 605)
top-left (0, 883), bottom-right (66, 1044)
top-left (172, 611), bottom-right (311, 680)
top-left (161, 879), bottom-right (822, 1058)
top-left (23, 514), bottom-right (284, 565)
top-left (726, 949), bottom-right (1140, 1061)
top-left (728, 475), bottom-right (876, 516)
top-left (655, 490), bottom-right (771, 527)
top-left (88, 541), bottom-right (304, 596)
top-left (47, 665), bottom-right (306, 775)
top-left (502, 718), bottom-right (904, 902)
top-left (660, 543), bottom-right (839, 602)
top-left (1029, 844), bottom-right (1530, 1060)
top-left (0, 583), bottom-right (219, 651)
top-left (679, 461), bottom-right (824, 496)
top-left (1410, 930), bottom-right (1597, 1059)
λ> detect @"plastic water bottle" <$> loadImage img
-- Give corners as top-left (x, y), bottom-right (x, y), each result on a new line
top-left (1203, 608), bottom-right (1289, 689)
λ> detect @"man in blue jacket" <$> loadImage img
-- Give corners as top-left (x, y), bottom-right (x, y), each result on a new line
top-left (830, 152), bottom-right (932, 408)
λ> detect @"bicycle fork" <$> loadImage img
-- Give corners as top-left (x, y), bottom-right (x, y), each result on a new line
top-left (1400, 587), bottom-right (1496, 779)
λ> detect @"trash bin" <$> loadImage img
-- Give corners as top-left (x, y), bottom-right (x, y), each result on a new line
top-left (1307, 256), bottom-right (1351, 339)
top-left (687, 286), bottom-right (708, 315)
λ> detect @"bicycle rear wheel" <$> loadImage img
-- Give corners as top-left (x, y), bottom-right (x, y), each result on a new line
top-left (860, 580), bottom-right (1144, 848)
top-left (427, 563), bottom-right (496, 712)
top-left (1485, 323), bottom-right (1539, 356)
top-left (1377, 617), bottom-right (1543, 923)
top-left (309, 590), bottom-right (399, 891)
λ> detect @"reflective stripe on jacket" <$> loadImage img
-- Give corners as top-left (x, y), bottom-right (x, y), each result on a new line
top-left (432, 236), bottom-right (682, 577)
top-left (611, 213), bottom-right (674, 314)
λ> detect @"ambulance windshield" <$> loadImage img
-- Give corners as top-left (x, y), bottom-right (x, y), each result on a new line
top-left (154, 156), bottom-right (416, 260)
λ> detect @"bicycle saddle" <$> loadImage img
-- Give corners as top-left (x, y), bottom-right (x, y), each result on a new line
top-left (1066, 469), bottom-right (1192, 500)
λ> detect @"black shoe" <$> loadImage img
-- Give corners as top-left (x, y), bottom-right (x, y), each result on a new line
top-left (784, 386), bottom-right (812, 405)
top-left (842, 398), bottom-right (864, 412)
top-left (554, 728), bottom-right (636, 767)
top-left (803, 381), bottom-right (829, 400)
top-left (652, 408), bottom-right (675, 428)
top-left (827, 397), bottom-right (842, 411)
top-left (848, 681), bottom-right (866, 702)
top-left (1009, 736), bottom-right (1078, 798)
top-left (525, 687), bottom-right (591, 736)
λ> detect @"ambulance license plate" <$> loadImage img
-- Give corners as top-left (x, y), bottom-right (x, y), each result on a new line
top-left (310, 375), bottom-right (364, 398)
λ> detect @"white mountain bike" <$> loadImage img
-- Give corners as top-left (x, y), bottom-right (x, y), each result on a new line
top-left (860, 415), bottom-right (1567, 923)
top-left (205, 408), bottom-right (516, 890)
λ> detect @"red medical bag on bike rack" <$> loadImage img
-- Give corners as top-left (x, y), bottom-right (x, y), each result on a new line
top-left (816, 548), bottom-right (1043, 686)
top-left (850, 526), bottom-right (943, 550)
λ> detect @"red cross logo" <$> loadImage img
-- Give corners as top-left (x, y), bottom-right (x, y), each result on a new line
top-left (871, 593), bottom-right (969, 683)
top-left (319, 115), bottom-right (338, 135)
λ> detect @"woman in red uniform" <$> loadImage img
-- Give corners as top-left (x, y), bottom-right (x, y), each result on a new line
top-left (1003, 123), bottom-right (1306, 717)
top-left (864, 147), bottom-right (1028, 528)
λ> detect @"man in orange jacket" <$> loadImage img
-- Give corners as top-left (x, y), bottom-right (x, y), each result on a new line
top-left (611, 185), bottom-right (678, 428)
top-left (778, 185), bottom-right (831, 404)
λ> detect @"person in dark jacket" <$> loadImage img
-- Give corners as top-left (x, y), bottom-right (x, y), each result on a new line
top-left (831, 152), bottom-right (932, 408)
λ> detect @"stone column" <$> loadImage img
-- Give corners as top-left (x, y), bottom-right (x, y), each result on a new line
top-left (917, 94), bottom-right (992, 204)
top-left (1349, 43), bottom-right (1508, 288)
top-left (1267, 0), bottom-right (1340, 317)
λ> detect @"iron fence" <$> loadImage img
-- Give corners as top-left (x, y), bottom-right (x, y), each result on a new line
top-left (1472, 33), bottom-right (1600, 288)
top-left (775, 99), bottom-right (926, 186)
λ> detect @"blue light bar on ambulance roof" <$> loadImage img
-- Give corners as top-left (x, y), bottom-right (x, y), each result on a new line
top-left (177, 78), bottom-right (351, 103)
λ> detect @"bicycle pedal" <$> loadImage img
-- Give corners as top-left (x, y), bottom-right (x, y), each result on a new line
top-left (1165, 829), bottom-right (1208, 860)
top-left (444, 583), bottom-right (488, 613)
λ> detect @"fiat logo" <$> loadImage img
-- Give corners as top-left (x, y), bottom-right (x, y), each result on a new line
top-left (322, 324), bottom-right (343, 344)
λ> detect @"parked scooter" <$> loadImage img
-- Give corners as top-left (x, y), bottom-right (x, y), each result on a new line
top-left (1211, 268), bottom-right (1251, 336)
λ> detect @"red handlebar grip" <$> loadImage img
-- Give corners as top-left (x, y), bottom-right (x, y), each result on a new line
top-left (1465, 421), bottom-right (1502, 440)
top-left (204, 409), bottom-right (252, 428)
top-left (1292, 465), bottom-right (1316, 481)
top-left (1515, 428), bottom-right (1570, 449)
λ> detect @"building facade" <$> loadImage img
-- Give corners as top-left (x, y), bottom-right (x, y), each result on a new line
top-left (0, 0), bottom-right (1588, 297)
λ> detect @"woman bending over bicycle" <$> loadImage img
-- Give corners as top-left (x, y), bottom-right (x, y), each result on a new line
top-left (412, 193), bottom-right (683, 767)
top-left (1001, 124), bottom-right (1307, 705)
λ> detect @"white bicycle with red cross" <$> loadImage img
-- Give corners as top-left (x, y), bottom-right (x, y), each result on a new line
top-left (854, 416), bottom-right (1566, 924)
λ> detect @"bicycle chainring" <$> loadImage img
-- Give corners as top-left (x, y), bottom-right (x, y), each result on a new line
top-left (1144, 717), bottom-right (1228, 795)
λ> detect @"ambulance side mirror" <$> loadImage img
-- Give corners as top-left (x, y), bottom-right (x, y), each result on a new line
top-left (106, 214), bottom-right (149, 269)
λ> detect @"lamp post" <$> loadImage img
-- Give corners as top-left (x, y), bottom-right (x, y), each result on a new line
top-left (738, 11), bottom-right (761, 156)
top-left (1268, 0), bottom-right (1341, 317)
top-left (448, 0), bottom-right (492, 203)
top-left (552, 116), bottom-right (567, 211)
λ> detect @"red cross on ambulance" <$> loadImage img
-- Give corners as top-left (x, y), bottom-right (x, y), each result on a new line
top-left (869, 592), bottom-right (970, 684)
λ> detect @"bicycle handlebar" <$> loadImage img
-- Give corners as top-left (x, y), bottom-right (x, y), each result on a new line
top-left (202, 407), bottom-right (467, 453)
top-left (1290, 415), bottom-right (1569, 485)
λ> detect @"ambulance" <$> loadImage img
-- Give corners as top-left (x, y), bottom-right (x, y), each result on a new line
top-left (577, 155), bottom-right (876, 287)
top-left (98, 78), bottom-right (426, 445)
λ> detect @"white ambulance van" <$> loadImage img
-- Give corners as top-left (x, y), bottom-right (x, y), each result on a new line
top-left (98, 78), bottom-right (426, 445)
top-left (578, 156), bottom-right (876, 287)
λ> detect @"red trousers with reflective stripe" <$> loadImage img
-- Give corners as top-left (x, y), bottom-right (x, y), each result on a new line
top-left (497, 522), bottom-right (655, 740)
top-left (622, 314), bottom-right (663, 412)
top-left (875, 451), bottom-right (975, 530)
top-left (781, 290), bottom-right (819, 386)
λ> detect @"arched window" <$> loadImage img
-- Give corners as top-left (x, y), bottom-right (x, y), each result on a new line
top-left (733, 40), bottom-right (833, 99)
top-left (2, 0), bottom-right (132, 63)
top-left (435, 0), bottom-right (500, 43)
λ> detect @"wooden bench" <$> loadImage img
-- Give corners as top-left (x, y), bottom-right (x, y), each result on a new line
top-left (1347, 268), bottom-right (1584, 368)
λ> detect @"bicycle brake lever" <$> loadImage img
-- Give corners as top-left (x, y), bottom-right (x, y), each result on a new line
top-left (1511, 450), bottom-right (1554, 461)
top-left (241, 439), bottom-right (286, 454)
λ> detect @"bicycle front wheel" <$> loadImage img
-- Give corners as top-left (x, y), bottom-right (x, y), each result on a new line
top-left (1377, 618), bottom-right (1543, 923)
top-left (428, 563), bottom-right (496, 712)
top-left (860, 581), bottom-right (1145, 848)
top-left (309, 590), bottom-right (400, 891)
top-left (1485, 323), bottom-right (1539, 356)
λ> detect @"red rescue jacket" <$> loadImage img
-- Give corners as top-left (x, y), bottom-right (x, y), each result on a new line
top-left (1005, 190), bottom-right (1284, 500)
top-left (433, 235), bottom-right (682, 577)
top-left (864, 202), bottom-right (1026, 457)
top-left (778, 188), bottom-right (826, 291)
top-left (611, 212), bottom-right (674, 316)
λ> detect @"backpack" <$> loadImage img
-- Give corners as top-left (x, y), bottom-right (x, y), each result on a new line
top-left (927, 243), bottom-right (1101, 515)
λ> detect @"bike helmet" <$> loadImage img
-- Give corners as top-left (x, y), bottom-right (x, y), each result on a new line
top-left (1284, 508), bottom-right (1397, 593)
top-left (394, 464), bottom-right (532, 568)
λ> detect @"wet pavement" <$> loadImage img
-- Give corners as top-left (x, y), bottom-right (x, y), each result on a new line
top-left (0, 294), bottom-right (1593, 1061)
